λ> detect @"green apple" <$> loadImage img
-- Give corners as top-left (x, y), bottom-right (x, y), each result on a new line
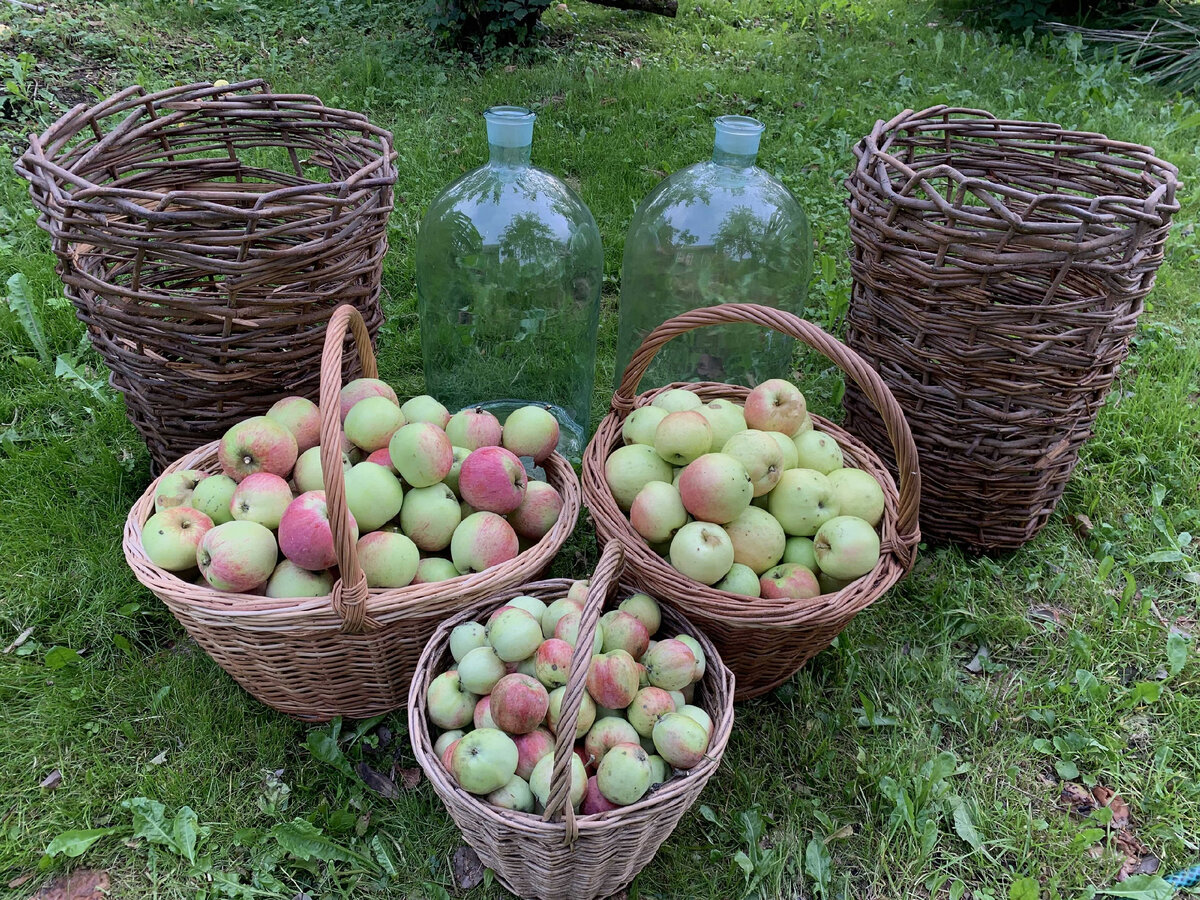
top-left (714, 562), bottom-right (761, 596)
top-left (458, 645), bottom-right (507, 695)
top-left (618, 592), bottom-right (661, 636)
top-left (153, 470), bottom-right (205, 512)
top-left (486, 774), bottom-right (535, 812)
top-left (722, 505), bottom-right (785, 574)
top-left (653, 410), bottom-right (712, 466)
top-left (743, 379), bottom-right (807, 434)
top-left (442, 446), bottom-right (471, 497)
top-left (265, 559), bottom-right (332, 598)
top-left (669, 521), bottom-right (734, 585)
top-left (604, 444), bottom-right (674, 511)
top-left (629, 480), bottom-right (688, 544)
top-left (782, 536), bottom-right (819, 572)
top-left (621, 405), bottom-right (669, 446)
top-left (814, 515), bottom-right (881, 579)
top-left (546, 685), bottom-right (595, 738)
top-left (400, 394), bottom-right (451, 428)
top-left (793, 430), bottom-right (844, 475)
top-left (486, 607), bottom-right (543, 662)
top-left (449, 621), bottom-right (488, 661)
top-left (389, 422), bottom-right (454, 488)
top-left (399, 483), bottom-right (461, 551)
top-left (597, 742), bottom-right (652, 806)
top-left (502, 405), bottom-right (560, 463)
top-left (652, 712), bottom-right (710, 769)
top-left (426, 670), bottom-right (477, 730)
top-left (650, 388), bottom-right (702, 413)
top-left (450, 728), bottom-right (519, 795)
top-left (541, 597), bottom-right (583, 638)
top-left (343, 461), bottom-right (405, 532)
top-left (413, 556), bottom-right (460, 584)
top-left (190, 473), bottom-right (237, 525)
top-left (768, 468), bottom-right (839, 536)
top-left (344, 395), bottom-right (406, 453)
top-left (529, 750), bottom-right (586, 810)
top-left (292, 445), bottom-right (351, 494)
top-left (767, 430), bottom-right (799, 470)
top-left (506, 595), bottom-right (547, 620)
top-left (698, 399), bottom-right (747, 450)
top-left (827, 467), bottom-right (885, 527)
top-left (356, 531), bottom-right (419, 588)
top-left (142, 507), bottom-right (213, 571)
top-left (721, 430), bottom-right (784, 497)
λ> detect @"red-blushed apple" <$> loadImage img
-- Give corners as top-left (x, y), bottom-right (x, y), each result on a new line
top-left (196, 520), bottom-right (277, 592)
top-left (265, 559), bottom-right (332, 598)
top-left (723, 505), bottom-right (786, 574)
top-left (459, 446), bottom-right (527, 514)
top-left (266, 395), bottom-right (322, 455)
top-left (618, 592), bottom-right (661, 636)
top-left (231, 472), bottom-right (293, 530)
top-left (597, 742), bottom-right (652, 806)
top-left (450, 511), bottom-right (519, 575)
top-left (650, 388), bottom-right (702, 413)
top-left (586, 649), bottom-right (641, 709)
top-left (793, 430), bottom-right (844, 474)
top-left (344, 395), bottom-right (406, 452)
top-left (641, 639), bottom-right (698, 691)
top-left (450, 728), bottom-right (519, 795)
top-left (629, 480), bottom-right (687, 545)
top-left (652, 712), bottom-right (710, 769)
top-left (486, 607), bottom-right (543, 662)
top-left (636, 662), bottom-right (650, 689)
top-left (413, 556), bottom-right (460, 584)
top-left (677, 453), bottom-right (753, 524)
top-left (142, 507), bottom-right (214, 571)
top-left (506, 480), bottom-right (563, 542)
top-left (553, 610), bottom-right (604, 654)
top-left (743, 379), bottom-right (807, 434)
top-left (541, 597), bottom-right (583, 639)
top-left (566, 580), bottom-right (590, 605)
top-left (721, 430), bottom-right (785, 497)
top-left (338, 378), bottom-right (398, 422)
top-left (474, 694), bottom-right (498, 730)
top-left (400, 394), bottom-right (451, 429)
top-left (621, 405), bottom-right (669, 446)
top-left (445, 407), bottom-right (503, 450)
top-left (674, 634), bottom-right (706, 680)
top-left (502, 405), bottom-right (560, 463)
top-left (292, 445), bottom-right (351, 494)
top-left (449, 621), bottom-right (488, 661)
top-left (343, 461), bottom-right (405, 532)
top-left (434, 729), bottom-right (465, 759)
top-left (443, 446), bottom-right (471, 497)
top-left (581, 775), bottom-right (622, 814)
top-left (768, 468), bottom-right (840, 536)
top-left (678, 704), bottom-right (713, 739)
top-left (699, 399), bottom-right (747, 450)
top-left (365, 447), bottom-right (397, 474)
top-left (389, 422), bottom-right (454, 489)
top-left (669, 521), bottom-right (735, 585)
top-left (653, 410), bottom-right (713, 466)
top-left (357, 531), bottom-right (419, 588)
top-left (278, 490), bottom-right (359, 571)
top-left (399, 483), bottom-right (461, 551)
top-left (512, 727), bottom-right (555, 780)
top-left (604, 444), bottom-right (674, 511)
top-left (627, 686), bottom-right (676, 737)
top-left (489, 673), bottom-right (550, 734)
top-left (814, 515), bottom-right (881, 579)
top-left (583, 716), bottom-right (641, 768)
top-left (427, 669), bottom-right (477, 729)
top-left (715, 563), bottom-right (761, 596)
top-left (545, 685), bottom-right (596, 738)
top-left (759, 563), bottom-right (820, 599)
top-left (191, 473), bottom-right (237, 525)
top-left (599, 610), bottom-right (650, 659)
top-left (782, 536), bottom-right (819, 571)
top-left (647, 754), bottom-right (669, 788)
top-left (529, 751), bottom-right (586, 810)
top-left (153, 470), bottom-right (205, 512)
top-left (218, 416), bottom-right (298, 482)
top-left (458, 645), bottom-right (507, 694)
top-left (534, 638), bottom-right (574, 689)
top-left (767, 430), bottom-right (800, 470)
top-left (486, 774), bottom-right (535, 812)
top-left (440, 738), bottom-right (460, 771)
top-left (827, 468), bottom-right (885, 527)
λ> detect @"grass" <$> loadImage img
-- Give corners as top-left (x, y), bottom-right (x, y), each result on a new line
top-left (0, 0), bottom-right (1197, 897)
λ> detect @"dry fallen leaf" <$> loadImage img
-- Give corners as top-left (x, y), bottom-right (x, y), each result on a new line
top-left (398, 768), bottom-right (422, 791)
top-left (1059, 783), bottom-right (1097, 817)
top-left (39, 769), bottom-right (62, 790)
top-left (451, 845), bottom-right (485, 891)
top-left (965, 645), bottom-right (989, 674)
top-left (34, 868), bottom-right (110, 900)
top-left (1073, 514), bottom-right (1094, 539)
top-left (354, 762), bottom-right (399, 800)
top-left (7, 873), bottom-right (33, 889)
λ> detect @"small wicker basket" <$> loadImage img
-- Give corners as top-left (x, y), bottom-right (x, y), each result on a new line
top-left (123, 305), bottom-right (580, 722)
top-left (583, 303), bottom-right (921, 701)
top-left (408, 541), bottom-right (735, 900)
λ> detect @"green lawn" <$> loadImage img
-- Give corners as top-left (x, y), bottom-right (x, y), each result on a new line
top-left (0, 1), bottom-right (1198, 897)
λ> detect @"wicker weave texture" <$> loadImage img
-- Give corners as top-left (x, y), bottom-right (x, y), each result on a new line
top-left (409, 542), bottom-right (736, 900)
top-left (16, 80), bottom-right (396, 472)
top-left (122, 306), bottom-right (581, 722)
top-left (583, 303), bottom-right (921, 701)
top-left (843, 106), bottom-right (1179, 550)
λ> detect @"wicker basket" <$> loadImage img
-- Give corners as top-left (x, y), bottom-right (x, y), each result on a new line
top-left (16, 80), bottom-right (397, 473)
top-left (409, 541), bottom-right (735, 900)
top-left (582, 303), bottom-right (921, 701)
top-left (123, 305), bottom-right (581, 722)
top-left (843, 106), bottom-right (1180, 550)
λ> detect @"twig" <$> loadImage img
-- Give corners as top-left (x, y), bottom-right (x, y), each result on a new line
top-left (5, 0), bottom-right (48, 13)
top-left (3, 627), bottom-right (33, 654)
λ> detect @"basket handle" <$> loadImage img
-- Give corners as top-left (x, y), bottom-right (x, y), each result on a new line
top-left (318, 304), bottom-right (380, 634)
top-left (612, 302), bottom-right (920, 552)
top-left (541, 540), bottom-right (626, 844)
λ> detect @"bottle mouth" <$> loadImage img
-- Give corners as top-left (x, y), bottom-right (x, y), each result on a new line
top-left (484, 106), bottom-right (536, 149)
top-left (714, 115), bottom-right (764, 158)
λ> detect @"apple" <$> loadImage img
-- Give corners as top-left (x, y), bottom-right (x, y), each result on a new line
top-left (389, 422), bottom-right (454, 488)
top-left (782, 536), bottom-right (819, 572)
top-left (618, 593), bottom-right (660, 636)
top-left (814, 515), bottom-right (881, 579)
top-left (714, 563), bottom-right (761, 596)
top-left (506, 595), bottom-right (547, 620)
top-left (827, 468), bottom-right (885, 527)
top-left (190, 474), bottom-right (237, 525)
top-left (647, 754), bottom-right (669, 788)
top-left (142, 507), bottom-right (213, 571)
top-left (278, 491), bottom-right (358, 571)
top-left (767, 430), bottom-right (800, 470)
top-left (502, 405), bottom-right (560, 463)
top-left (792, 414), bottom-right (813, 436)
top-left (652, 712), bottom-right (710, 769)
top-left (507, 481), bottom-right (563, 542)
top-left (445, 407), bottom-right (502, 450)
top-left (768, 469), bottom-right (840, 536)
top-left (699, 399), bottom-right (747, 450)
top-left (653, 410), bottom-right (712, 467)
top-left (541, 597), bottom-right (583, 638)
top-left (597, 742), bottom-right (652, 806)
top-left (586, 650), bottom-right (641, 709)
top-left (669, 521), bottom-right (734, 585)
top-left (451, 728), bottom-right (519, 795)
top-left (399, 483), bottom-right (461, 551)
top-left (434, 729), bottom-right (465, 758)
top-left (677, 704), bottom-right (713, 740)
top-left (443, 446), bottom-right (471, 496)
top-left (604, 444), bottom-right (674, 511)
top-left (356, 531), bottom-right (419, 588)
top-left (450, 512), bottom-right (519, 575)
top-left (584, 717), bottom-right (641, 768)
top-left (743, 379), bottom-right (807, 434)
top-left (793, 430), bottom-right (844, 475)
top-left (413, 557), bottom-right (461, 584)
top-left (582, 775), bottom-right (622, 814)
top-left (629, 480), bottom-right (687, 545)
top-left (627, 687), bottom-right (676, 737)
top-left (723, 505), bottom-right (786, 575)
top-left (650, 388), bottom-right (702, 413)
top-left (458, 645), bottom-right (508, 695)
top-left (265, 559), bottom-right (332, 598)
top-left (364, 447), bottom-right (396, 474)
top-left (721, 430), bottom-right (785, 497)
top-left (621, 405), bottom-right (669, 446)
top-left (338, 378), bottom-right (397, 422)
top-left (554, 611), bottom-right (604, 655)
top-left (529, 751), bottom-right (587, 810)
top-left (292, 445), bottom-right (351, 494)
top-left (474, 695), bottom-right (498, 730)
top-left (513, 728), bottom-right (555, 780)
top-left (566, 580), bottom-right (590, 605)
top-left (266, 395), bottom-right (322, 455)
top-left (759, 563), bottom-right (820, 599)
top-left (534, 638), bottom-right (574, 689)
top-left (545, 686), bottom-right (595, 738)
top-left (230, 472), bottom-right (293, 530)
top-left (400, 394), bottom-right (451, 428)
top-left (218, 416), bottom-right (298, 482)
top-left (196, 520), bottom-right (277, 592)
top-left (677, 454), bottom-right (753, 524)
top-left (440, 739), bottom-right (461, 771)
top-left (459, 446), bottom-right (527, 515)
top-left (450, 621), bottom-right (488, 661)
top-left (819, 571), bottom-right (857, 594)
top-left (487, 607), bottom-right (543, 662)
top-left (668, 690), bottom-right (686, 710)
top-left (486, 774), bottom-right (535, 812)
top-left (489, 674), bottom-right (550, 734)
top-left (641, 639), bottom-right (697, 691)
top-left (153, 470), bottom-right (205, 512)
top-left (426, 670), bottom-right (477, 729)
top-left (599, 610), bottom-right (650, 659)
top-left (674, 634), bottom-right (706, 680)
top-left (344, 395), bottom-right (406, 452)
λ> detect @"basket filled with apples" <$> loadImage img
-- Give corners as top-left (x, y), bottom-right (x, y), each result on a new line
top-left (123, 305), bottom-right (580, 722)
top-left (582, 303), bottom-right (921, 702)
top-left (409, 541), bottom-right (734, 900)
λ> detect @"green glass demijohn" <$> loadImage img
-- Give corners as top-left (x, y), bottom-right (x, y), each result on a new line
top-left (415, 106), bottom-right (603, 458)
top-left (615, 115), bottom-right (812, 389)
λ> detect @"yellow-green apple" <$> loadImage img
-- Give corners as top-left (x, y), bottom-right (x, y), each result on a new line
top-left (814, 515), bottom-right (881, 579)
top-left (426, 670), bottom-right (477, 729)
top-left (487, 775), bottom-right (535, 812)
top-left (389, 422), bottom-right (454, 488)
top-left (599, 610), bottom-right (650, 658)
top-left (677, 704), bottom-right (713, 739)
top-left (230, 472), bottom-right (293, 529)
top-left (714, 563), bottom-right (761, 596)
top-left (487, 606), bottom-right (544, 662)
top-left (793, 430), bottom-right (844, 474)
top-left (413, 557), bottom-right (460, 584)
top-left (641, 639), bottom-right (698, 691)
top-left (196, 520), bottom-right (277, 592)
top-left (450, 511), bottom-right (519, 574)
top-left (587, 650), bottom-right (641, 709)
top-left (450, 621), bottom-right (488, 661)
top-left (545, 685), bottom-right (595, 737)
top-left (698, 399), bottom-right (747, 450)
top-left (554, 610), bottom-right (604, 654)
top-left (142, 507), bottom-right (214, 571)
top-left (584, 717), bottom-right (640, 767)
top-left (541, 597), bottom-right (583, 638)
top-left (652, 712), bottom-right (710, 768)
top-left (759, 563), bottom-right (820, 599)
top-left (650, 388), bottom-right (702, 413)
top-left (792, 414), bottom-right (813, 437)
top-left (673, 634), bottom-right (706, 680)
top-left (677, 454), bottom-right (753, 524)
top-left (265, 559), bottom-right (332, 598)
top-left (502, 405), bottom-right (560, 463)
top-left (534, 638), bottom-right (573, 689)
top-left (617, 593), bottom-right (660, 636)
top-left (604, 444), bottom-right (674, 511)
top-left (818, 571), bottom-right (856, 594)
top-left (190, 474), bottom-right (237, 525)
top-left (627, 687), bottom-right (676, 737)
top-left (768, 469), bottom-right (839, 536)
top-left (598, 742), bottom-right (652, 806)
top-left (507, 481), bottom-right (562, 542)
top-left (459, 446), bottom-right (527, 514)
top-left (153, 470), bottom-right (205, 512)
top-left (667, 689), bottom-right (686, 709)
top-left (278, 490), bottom-right (359, 571)
top-left (630, 480), bottom-right (687, 545)
top-left (399, 483), bottom-right (461, 551)
top-left (513, 727), bottom-right (555, 780)
top-left (445, 406), bottom-right (502, 450)
top-left (653, 410), bottom-right (712, 466)
top-left (489, 673), bottom-right (550, 734)
top-left (434, 729), bottom-right (465, 758)
top-left (669, 521), bottom-right (734, 585)
top-left (450, 728), bottom-right (519, 795)
top-left (566, 580), bottom-right (590, 605)
top-left (218, 416), bottom-right (298, 482)
top-left (507, 595), bottom-right (547, 620)
top-left (356, 531), bottom-right (419, 587)
top-left (344, 395), bottom-right (406, 452)
top-left (338, 378), bottom-right (398, 422)
top-left (365, 447), bottom-right (397, 474)
top-left (458, 645), bottom-right (507, 694)
top-left (721, 430), bottom-right (784, 497)
top-left (400, 394), bottom-right (451, 428)
top-left (621, 405), bottom-right (668, 446)
top-left (827, 468), bottom-right (885, 527)
top-left (474, 695), bottom-right (497, 729)
top-left (529, 751), bottom-right (586, 809)
top-left (647, 754), bottom-right (669, 788)
top-left (782, 536), bottom-right (819, 571)
top-left (743, 379), bottom-right (807, 434)
top-left (767, 430), bottom-right (799, 470)
top-left (266, 395), bottom-right (322, 455)
top-left (443, 446), bottom-right (471, 496)
top-left (581, 775), bottom-right (622, 814)
top-left (292, 445), bottom-right (350, 494)
top-left (723, 506), bottom-right (786, 574)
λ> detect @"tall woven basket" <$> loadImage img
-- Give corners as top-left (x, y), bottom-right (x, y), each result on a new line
top-left (843, 106), bottom-right (1180, 550)
top-left (123, 305), bottom-right (581, 722)
top-left (583, 304), bottom-right (921, 701)
top-left (16, 80), bottom-right (397, 473)
top-left (409, 541), bottom-right (735, 900)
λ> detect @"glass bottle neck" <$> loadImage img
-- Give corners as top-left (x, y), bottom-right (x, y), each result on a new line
top-left (712, 147), bottom-right (758, 169)
top-left (488, 143), bottom-right (532, 167)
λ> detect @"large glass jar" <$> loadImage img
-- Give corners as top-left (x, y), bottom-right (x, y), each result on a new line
top-left (615, 116), bottom-right (811, 389)
top-left (416, 106), bottom-right (603, 457)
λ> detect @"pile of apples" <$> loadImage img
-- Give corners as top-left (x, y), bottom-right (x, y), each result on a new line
top-left (139, 379), bottom-right (566, 597)
top-left (604, 379), bottom-right (885, 598)
top-left (426, 589), bottom-right (713, 815)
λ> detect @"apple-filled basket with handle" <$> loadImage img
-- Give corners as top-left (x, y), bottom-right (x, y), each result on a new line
top-left (123, 304), bottom-right (581, 722)
top-left (409, 541), bottom-right (735, 900)
top-left (583, 303), bottom-right (921, 701)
